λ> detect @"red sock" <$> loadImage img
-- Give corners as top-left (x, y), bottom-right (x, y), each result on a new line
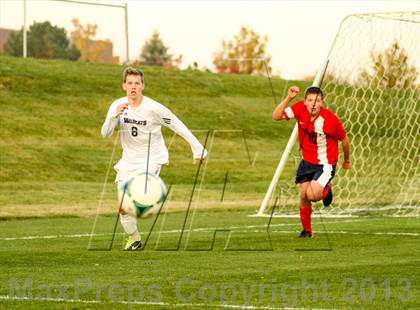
top-left (299, 206), bottom-right (312, 232)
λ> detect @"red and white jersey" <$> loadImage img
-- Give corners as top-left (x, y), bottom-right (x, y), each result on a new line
top-left (283, 101), bottom-right (346, 165)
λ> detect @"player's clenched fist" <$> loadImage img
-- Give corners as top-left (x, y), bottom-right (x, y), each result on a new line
top-left (287, 86), bottom-right (300, 100)
top-left (116, 103), bottom-right (129, 116)
top-left (342, 160), bottom-right (352, 170)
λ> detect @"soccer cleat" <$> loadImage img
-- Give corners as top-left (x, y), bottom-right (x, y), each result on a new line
top-left (322, 182), bottom-right (333, 207)
top-left (124, 238), bottom-right (142, 251)
top-left (299, 230), bottom-right (313, 238)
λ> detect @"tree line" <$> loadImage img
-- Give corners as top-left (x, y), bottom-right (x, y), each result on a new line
top-left (3, 20), bottom-right (418, 88)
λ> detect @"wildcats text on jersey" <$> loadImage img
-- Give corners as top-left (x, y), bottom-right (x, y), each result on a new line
top-left (123, 118), bottom-right (147, 126)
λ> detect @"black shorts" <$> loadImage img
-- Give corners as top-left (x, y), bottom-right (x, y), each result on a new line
top-left (295, 160), bottom-right (336, 187)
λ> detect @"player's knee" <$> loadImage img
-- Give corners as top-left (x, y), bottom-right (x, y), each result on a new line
top-left (306, 190), bottom-right (321, 202)
top-left (306, 192), bottom-right (314, 201)
top-left (300, 192), bottom-right (312, 206)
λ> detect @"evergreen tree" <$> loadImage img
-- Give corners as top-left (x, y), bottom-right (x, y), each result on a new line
top-left (139, 31), bottom-right (173, 66)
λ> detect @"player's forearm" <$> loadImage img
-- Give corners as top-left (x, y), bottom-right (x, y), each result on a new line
top-left (101, 116), bottom-right (119, 138)
top-left (272, 97), bottom-right (292, 120)
top-left (341, 137), bottom-right (351, 163)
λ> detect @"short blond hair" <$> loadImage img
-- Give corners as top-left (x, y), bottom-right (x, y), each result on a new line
top-left (123, 67), bottom-right (144, 83)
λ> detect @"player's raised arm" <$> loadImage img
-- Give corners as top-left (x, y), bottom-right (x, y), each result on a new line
top-left (101, 102), bottom-right (128, 138)
top-left (272, 86), bottom-right (299, 120)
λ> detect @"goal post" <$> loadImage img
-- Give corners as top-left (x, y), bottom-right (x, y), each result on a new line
top-left (17, 0), bottom-right (129, 62)
top-left (258, 11), bottom-right (420, 217)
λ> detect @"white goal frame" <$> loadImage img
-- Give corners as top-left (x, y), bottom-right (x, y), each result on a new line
top-left (258, 11), bottom-right (420, 217)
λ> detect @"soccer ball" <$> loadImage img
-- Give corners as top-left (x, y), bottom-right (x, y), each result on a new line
top-left (120, 172), bottom-right (168, 218)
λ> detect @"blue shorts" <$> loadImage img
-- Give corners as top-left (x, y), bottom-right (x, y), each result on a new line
top-left (295, 160), bottom-right (336, 187)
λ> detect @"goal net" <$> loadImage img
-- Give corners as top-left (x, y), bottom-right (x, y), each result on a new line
top-left (259, 11), bottom-right (420, 217)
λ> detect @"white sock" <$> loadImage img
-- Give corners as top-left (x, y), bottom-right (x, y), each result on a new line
top-left (120, 214), bottom-right (140, 241)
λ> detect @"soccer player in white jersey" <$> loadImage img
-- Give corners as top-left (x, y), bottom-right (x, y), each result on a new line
top-left (101, 67), bottom-right (207, 250)
top-left (273, 86), bottom-right (351, 238)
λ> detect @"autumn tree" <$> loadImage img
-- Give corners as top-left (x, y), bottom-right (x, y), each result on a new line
top-left (4, 21), bottom-right (80, 60)
top-left (213, 25), bottom-right (271, 75)
top-left (138, 31), bottom-right (182, 67)
top-left (360, 41), bottom-right (418, 89)
top-left (71, 18), bottom-right (119, 64)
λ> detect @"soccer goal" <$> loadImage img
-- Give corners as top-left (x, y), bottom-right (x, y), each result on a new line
top-left (258, 11), bottom-right (420, 217)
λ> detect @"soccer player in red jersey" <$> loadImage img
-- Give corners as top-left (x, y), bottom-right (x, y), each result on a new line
top-left (272, 86), bottom-right (352, 238)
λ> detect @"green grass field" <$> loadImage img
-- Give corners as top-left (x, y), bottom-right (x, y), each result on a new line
top-left (0, 56), bottom-right (419, 309)
top-left (0, 211), bottom-right (419, 309)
